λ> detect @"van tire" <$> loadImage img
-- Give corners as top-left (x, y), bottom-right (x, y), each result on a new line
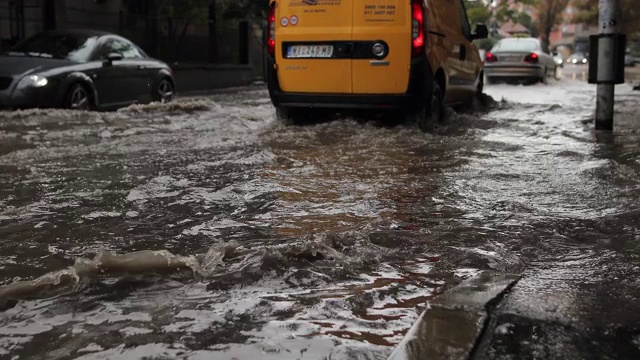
top-left (415, 82), bottom-right (444, 133)
top-left (278, 106), bottom-right (312, 125)
top-left (476, 75), bottom-right (484, 101)
top-left (276, 106), bottom-right (294, 125)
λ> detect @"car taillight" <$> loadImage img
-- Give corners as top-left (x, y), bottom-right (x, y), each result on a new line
top-left (267, 4), bottom-right (276, 57)
top-left (411, 0), bottom-right (425, 57)
top-left (485, 52), bottom-right (498, 63)
top-left (524, 53), bottom-right (539, 63)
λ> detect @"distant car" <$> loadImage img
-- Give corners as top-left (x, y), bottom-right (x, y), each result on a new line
top-left (552, 52), bottom-right (564, 67)
top-left (483, 37), bottom-right (557, 84)
top-left (0, 29), bottom-right (175, 110)
top-left (625, 52), bottom-right (636, 67)
top-left (568, 52), bottom-right (588, 65)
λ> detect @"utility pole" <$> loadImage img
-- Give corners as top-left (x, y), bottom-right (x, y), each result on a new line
top-left (594, 0), bottom-right (619, 130)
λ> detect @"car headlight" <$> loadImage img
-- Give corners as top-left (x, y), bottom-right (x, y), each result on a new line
top-left (17, 75), bottom-right (49, 89)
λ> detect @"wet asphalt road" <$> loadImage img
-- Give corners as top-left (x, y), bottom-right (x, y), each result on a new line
top-left (1, 69), bottom-right (640, 359)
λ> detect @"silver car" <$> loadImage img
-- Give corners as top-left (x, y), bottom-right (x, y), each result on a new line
top-left (625, 52), bottom-right (636, 67)
top-left (484, 37), bottom-right (557, 84)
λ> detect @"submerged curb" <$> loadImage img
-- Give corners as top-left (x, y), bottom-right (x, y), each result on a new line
top-left (387, 271), bottom-right (521, 360)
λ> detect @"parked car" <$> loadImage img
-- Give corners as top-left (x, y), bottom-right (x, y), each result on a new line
top-left (625, 52), bottom-right (636, 67)
top-left (568, 52), bottom-right (588, 65)
top-left (483, 37), bottom-right (557, 84)
top-left (265, 0), bottom-right (488, 131)
top-left (0, 29), bottom-right (175, 110)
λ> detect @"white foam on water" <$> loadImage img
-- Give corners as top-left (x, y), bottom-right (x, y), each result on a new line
top-left (77, 343), bottom-right (105, 353)
top-left (118, 327), bottom-right (153, 337)
top-left (82, 211), bottom-right (122, 220)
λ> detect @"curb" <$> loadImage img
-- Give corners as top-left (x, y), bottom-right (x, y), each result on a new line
top-left (387, 271), bottom-right (521, 360)
top-left (176, 81), bottom-right (267, 99)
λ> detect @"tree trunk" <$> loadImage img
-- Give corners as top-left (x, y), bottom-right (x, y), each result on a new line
top-left (208, 0), bottom-right (218, 63)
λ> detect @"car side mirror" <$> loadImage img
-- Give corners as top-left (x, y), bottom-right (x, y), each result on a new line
top-left (472, 24), bottom-right (489, 40)
top-left (103, 53), bottom-right (123, 66)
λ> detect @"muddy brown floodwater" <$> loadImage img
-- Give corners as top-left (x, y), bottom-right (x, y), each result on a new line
top-left (0, 79), bottom-right (639, 359)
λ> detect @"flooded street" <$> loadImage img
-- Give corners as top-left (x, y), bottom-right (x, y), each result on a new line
top-left (1, 74), bottom-right (640, 359)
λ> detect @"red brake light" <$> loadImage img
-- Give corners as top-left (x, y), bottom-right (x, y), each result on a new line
top-left (485, 52), bottom-right (498, 63)
top-left (267, 4), bottom-right (276, 57)
top-left (411, 0), bottom-right (425, 56)
top-left (524, 53), bottom-right (539, 63)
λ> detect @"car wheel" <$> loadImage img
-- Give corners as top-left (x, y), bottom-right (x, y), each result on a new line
top-left (64, 83), bottom-right (92, 110)
top-left (540, 67), bottom-right (548, 84)
top-left (154, 78), bottom-right (174, 103)
top-left (415, 81), bottom-right (444, 133)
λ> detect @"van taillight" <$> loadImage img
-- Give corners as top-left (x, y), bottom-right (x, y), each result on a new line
top-left (524, 53), bottom-right (539, 63)
top-left (411, 0), bottom-right (425, 56)
top-left (267, 4), bottom-right (276, 57)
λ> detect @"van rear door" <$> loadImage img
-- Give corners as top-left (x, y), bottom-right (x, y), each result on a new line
top-left (351, 0), bottom-right (412, 94)
top-left (275, 1), bottom-right (353, 94)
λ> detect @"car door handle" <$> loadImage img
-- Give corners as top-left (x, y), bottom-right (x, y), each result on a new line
top-left (137, 65), bottom-right (146, 70)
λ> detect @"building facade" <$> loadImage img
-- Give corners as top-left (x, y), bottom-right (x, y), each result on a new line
top-left (0, 0), bottom-right (263, 70)
top-left (0, 0), bottom-right (126, 52)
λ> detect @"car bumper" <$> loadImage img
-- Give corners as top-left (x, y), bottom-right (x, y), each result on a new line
top-left (484, 65), bottom-right (544, 79)
top-left (0, 85), bottom-right (60, 110)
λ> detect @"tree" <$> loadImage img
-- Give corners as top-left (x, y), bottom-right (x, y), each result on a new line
top-left (535, 0), bottom-right (571, 50)
top-left (515, 11), bottom-right (539, 38)
top-left (221, 0), bottom-right (268, 23)
top-left (572, 0), bottom-right (640, 35)
top-left (494, 0), bottom-right (536, 24)
top-left (464, 0), bottom-right (492, 26)
top-left (486, 0), bottom-right (538, 37)
top-left (157, 0), bottom-right (209, 60)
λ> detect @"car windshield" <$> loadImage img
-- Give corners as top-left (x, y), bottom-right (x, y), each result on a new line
top-left (493, 39), bottom-right (539, 52)
top-left (6, 33), bottom-right (98, 62)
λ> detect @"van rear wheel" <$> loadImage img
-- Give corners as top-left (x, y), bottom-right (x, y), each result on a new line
top-left (275, 106), bottom-right (304, 125)
top-left (275, 106), bottom-right (291, 121)
top-left (414, 82), bottom-right (444, 133)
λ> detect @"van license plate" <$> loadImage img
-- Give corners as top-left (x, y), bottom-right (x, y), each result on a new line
top-left (287, 45), bottom-right (334, 58)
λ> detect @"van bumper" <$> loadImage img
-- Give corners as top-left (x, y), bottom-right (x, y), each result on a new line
top-left (266, 55), bottom-right (432, 111)
top-left (271, 92), bottom-right (414, 110)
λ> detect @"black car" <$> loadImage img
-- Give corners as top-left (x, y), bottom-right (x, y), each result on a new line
top-left (0, 29), bottom-right (175, 110)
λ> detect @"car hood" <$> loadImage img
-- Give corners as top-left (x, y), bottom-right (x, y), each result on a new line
top-left (0, 56), bottom-right (78, 77)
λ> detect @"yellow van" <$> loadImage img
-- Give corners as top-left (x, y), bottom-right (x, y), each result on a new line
top-left (265, 0), bottom-right (488, 131)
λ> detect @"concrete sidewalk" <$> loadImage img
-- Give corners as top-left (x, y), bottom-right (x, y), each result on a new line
top-left (387, 86), bottom-right (640, 360)
top-left (625, 66), bottom-right (640, 85)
